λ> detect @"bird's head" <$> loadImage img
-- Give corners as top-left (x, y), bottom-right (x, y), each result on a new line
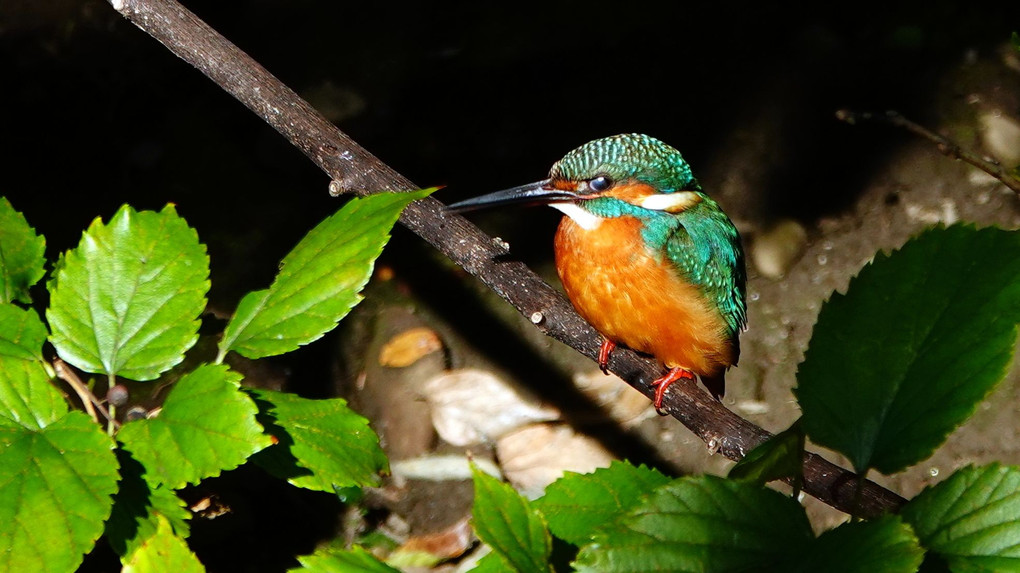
top-left (448, 134), bottom-right (706, 229)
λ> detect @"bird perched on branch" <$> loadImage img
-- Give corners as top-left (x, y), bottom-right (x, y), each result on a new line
top-left (449, 134), bottom-right (746, 412)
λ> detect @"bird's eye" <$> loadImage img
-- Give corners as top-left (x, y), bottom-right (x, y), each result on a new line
top-left (589, 176), bottom-right (613, 192)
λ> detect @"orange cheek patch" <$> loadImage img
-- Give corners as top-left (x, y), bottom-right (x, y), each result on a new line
top-left (549, 178), bottom-right (578, 191)
top-left (602, 182), bottom-right (658, 203)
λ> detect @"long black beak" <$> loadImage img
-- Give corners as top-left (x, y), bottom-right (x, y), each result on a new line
top-left (446, 179), bottom-right (578, 213)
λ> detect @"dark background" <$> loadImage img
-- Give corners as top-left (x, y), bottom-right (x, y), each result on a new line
top-left (3, 1), bottom-right (1019, 569)
top-left (4, 1), bottom-right (1017, 295)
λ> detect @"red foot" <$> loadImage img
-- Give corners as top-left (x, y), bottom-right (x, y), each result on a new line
top-left (597, 338), bottom-right (616, 374)
top-left (651, 368), bottom-right (696, 414)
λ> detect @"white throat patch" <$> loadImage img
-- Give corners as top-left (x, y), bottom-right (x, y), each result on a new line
top-left (550, 202), bottom-right (603, 230)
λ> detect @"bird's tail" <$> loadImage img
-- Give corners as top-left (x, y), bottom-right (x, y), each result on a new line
top-left (701, 372), bottom-right (725, 401)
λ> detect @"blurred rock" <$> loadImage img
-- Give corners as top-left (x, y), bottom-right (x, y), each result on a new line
top-left (340, 304), bottom-right (444, 461)
top-left (938, 41), bottom-right (1020, 168)
top-left (368, 477), bottom-right (476, 550)
top-left (979, 111), bottom-right (1020, 167)
top-left (750, 219), bottom-right (809, 279)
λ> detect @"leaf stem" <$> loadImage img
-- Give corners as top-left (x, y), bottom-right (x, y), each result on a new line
top-left (107, 404), bottom-right (117, 436)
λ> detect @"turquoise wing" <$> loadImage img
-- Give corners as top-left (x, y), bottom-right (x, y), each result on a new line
top-left (662, 206), bottom-right (747, 340)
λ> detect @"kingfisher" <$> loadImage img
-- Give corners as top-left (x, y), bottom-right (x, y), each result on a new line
top-left (448, 134), bottom-right (746, 412)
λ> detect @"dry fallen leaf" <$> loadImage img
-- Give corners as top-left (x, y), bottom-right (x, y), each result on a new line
top-left (378, 326), bottom-right (444, 367)
top-left (389, 517), bottom-right (474, 566)
top-left (496, 423), bottom-right (614, 498)
top-left (423, 369), bottom-right (560, 446)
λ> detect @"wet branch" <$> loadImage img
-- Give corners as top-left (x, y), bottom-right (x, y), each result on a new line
top-left (108, 0), bottom-right (905, 517)
top-left (837, 109), bottom-right (1020, 195)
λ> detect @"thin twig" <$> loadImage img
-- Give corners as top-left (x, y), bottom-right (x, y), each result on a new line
top-left (836, 109), bottom-right (1020, 194)
top-left (53, 358), bottom-right (97, 422)
top-left (108, 0), bottom-right (906, 517)
top-left (53, 358), bottom-right (117, 428)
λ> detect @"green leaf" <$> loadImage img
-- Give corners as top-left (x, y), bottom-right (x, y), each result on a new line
top-left (902, 464), bottom-right (1020, 571)
top-left (795, 516), bottom-right (924, 573)
top-left (117, 364), bottom-right (272, 488)
top-left (470, 551), bottom-right (513, 572)
top-left (1012, 31), bottom-right (1020, 53)
top-left (0, 305), bottom-right (66, 428)
top-left (534, 461), bottom-right (670, 546)
top-left (292, 544), bottom-right (400, 573)
top-left (471, 464), bottom-right (552, 573)
top-left (574, 475), bottom-right (813, 572)
top-left (219, 189), bottom-right (433, 360)
top-left (121, 515), bottom-right (204, 573)
top-left (0, 303), bottom-right (47, 362)
top-left (0, 355), bottom-right (66, 430)
top-left (249, 388), bottom-right (387, 492)
top-left (0, 197), bottom-right (46, 304)
top-left (795, 225), bottom-right (1020, 474)
top-left (47, 204), bottom-right (210, 381)
top-left (105, 449), bottom-right (191, 558)
top-left (0, 411), bottom-right (120, 573)
top-left (729, 420), bottom-right (805, 486)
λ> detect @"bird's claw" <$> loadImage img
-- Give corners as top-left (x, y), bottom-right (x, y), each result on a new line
top-left (651, 368), bottom-right (696, 414)
top-left (597, 338), bottom-right (617, 375)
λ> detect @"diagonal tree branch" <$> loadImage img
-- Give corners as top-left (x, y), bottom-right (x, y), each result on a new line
top-left (108, 0), bottom-right (905, 517)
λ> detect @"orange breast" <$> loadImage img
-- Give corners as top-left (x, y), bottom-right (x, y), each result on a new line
top-left (554, 215), bottom-right (736, 378)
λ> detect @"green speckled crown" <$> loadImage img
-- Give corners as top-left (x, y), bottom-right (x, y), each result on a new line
top-left (549, 134), bottom-right (699, 193)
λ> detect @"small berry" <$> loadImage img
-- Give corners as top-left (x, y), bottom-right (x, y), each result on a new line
top-left (107, 384), bottom-right (129, 407)
top-left (125, 406), bottom-right (148, 421)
